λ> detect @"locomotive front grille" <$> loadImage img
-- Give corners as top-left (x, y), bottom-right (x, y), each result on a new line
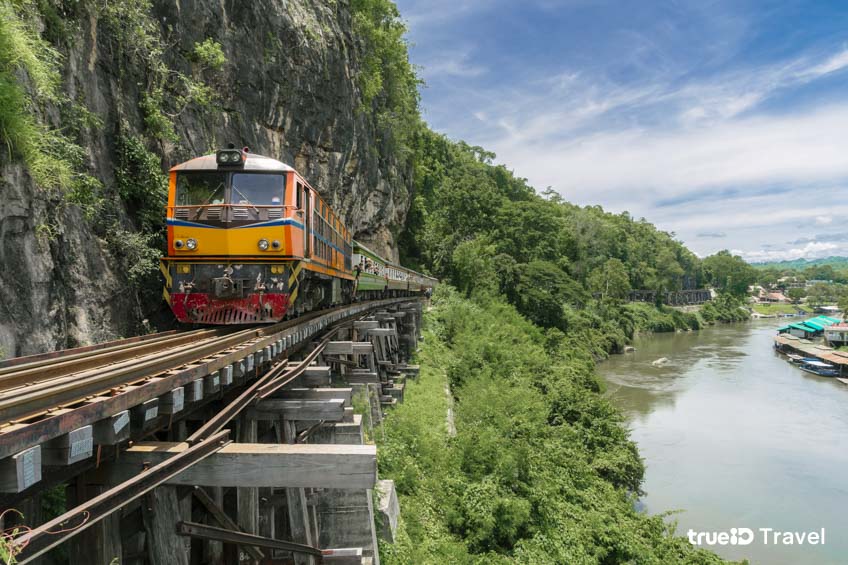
top-left (232, 207), bottom-right (249, 220)
top-left (268, 208), bottom-right (283, 219)
top-left (194, 305), bottom-right (263, 324)
top-left (206, 206), bottom-right (222, 220)
top-left (175, 208), bottom-right (190, 219)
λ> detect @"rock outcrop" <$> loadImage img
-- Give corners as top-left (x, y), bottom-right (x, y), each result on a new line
top-left (0, 0), bottom-right (411, 356)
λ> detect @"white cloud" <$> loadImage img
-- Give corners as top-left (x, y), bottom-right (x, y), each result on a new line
top-left (398, 0), bottom-right (499, 30)
top-left (802, 47), bottom-right (848, 78)
top-left (403, 1), bottom-right (848, 263)
top-left (486, 104), bottom-right (848, 205)
top-left (418, 49), bottom-right (487, 79)
top-left (736, 242), bottom-right (839, 263)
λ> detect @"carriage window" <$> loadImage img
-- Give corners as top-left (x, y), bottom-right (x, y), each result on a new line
top-left (176, 172), bottom-right (227, 206)
top-left (296, 183), bottom-right (303, 208)
top-left (230, 173), bottom-right (286, 206)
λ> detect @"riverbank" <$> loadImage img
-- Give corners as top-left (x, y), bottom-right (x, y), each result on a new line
top-left (377, 288), bottom-right (728, 563)
top-left (751, 303), bottom-right (814, 317)
top-left (626, 294), bottom-right (751, 336)
top-left (599, 320), bottom-right (848, 564)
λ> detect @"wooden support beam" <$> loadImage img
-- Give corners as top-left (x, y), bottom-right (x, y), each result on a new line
top-left (142, 486), bottom-right (189, 565)
top-left (43, 425), bottom-right (93, 466)
top-left (0, 445), bottom-right (41, 492)
top-left (322, 547), bottom-right (364, 564)
top-left (192, 486), bottom-right (264, 562)
top-left (275, 388), bottom-right (352, 407)
top-left (324, 341), bottom-right (354, 355)
top-left (107, 443), bottom-right (377, 489)
top-left (204, 371), bottom-right (221, 396)
top-left (351, 343), bottom-right (373, 355)
top-left (176, 521), bottom-right (321, 558)
top-left (238, 417), bottom-right (258, 543)
top-left (249, 399), bottom-right (346, 422)
top-left (185, 379), bottom-right (204, 403)
top-left (220, 365), bottom-right (234, 387)
top-left (158, 388), bottom-right (185, 416)
top-left (284, 421), bottom-right (315, 565)
top-left (131, 399), bottom-right (159, 432)
top-left (344, 372), bottom-right (380, 384)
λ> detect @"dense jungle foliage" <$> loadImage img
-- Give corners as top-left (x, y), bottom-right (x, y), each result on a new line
top-left (399, 129), bottom-right (751, 348)
top-left (378, 288), bottom-right (730, 564)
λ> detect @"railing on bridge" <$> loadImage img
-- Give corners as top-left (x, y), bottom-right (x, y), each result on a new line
top-left (629, 289), bottom-right (712, 306)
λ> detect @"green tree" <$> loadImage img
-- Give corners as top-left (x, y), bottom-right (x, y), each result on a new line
top-left (787, 287), bottom-right (806, 303)
top-left (837, 293), bottom-right (848, 315)
top-left (513, 261), bottom-right (587, 329)
top-left (702, 250), bottom-right (757, 296)
top-left (451, 237), bottom-right (496, 298)
top-left (587, 258), bottom-right (631, 301)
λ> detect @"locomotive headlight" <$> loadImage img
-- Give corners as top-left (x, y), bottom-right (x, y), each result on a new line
top-left (272, 240), bottom-right (281, 249)
top-left (174, 239), bottom-right (184, 249)
top-left (186, 238), bottom-right (198, 251)
top-left (258, 238), bottom-right (270, 251)
top-left (216, 148), bottom-right (245, 166)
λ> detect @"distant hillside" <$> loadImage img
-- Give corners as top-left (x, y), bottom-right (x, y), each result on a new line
top-left (752, 256), bottom-right (848, 270)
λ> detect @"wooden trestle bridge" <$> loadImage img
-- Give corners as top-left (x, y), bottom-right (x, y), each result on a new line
top-left (0, 297), bottom-right (424, 565)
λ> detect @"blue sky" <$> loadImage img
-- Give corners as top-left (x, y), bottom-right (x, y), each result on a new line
top-left (394, 0), bottom-right (848, 262)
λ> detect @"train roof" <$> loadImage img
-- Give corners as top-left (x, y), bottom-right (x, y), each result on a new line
top-left (170, 153), bottom-right (295, 173)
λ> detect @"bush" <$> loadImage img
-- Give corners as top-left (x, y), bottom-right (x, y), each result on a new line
top-left (378, 287), bottom-right (728, 564)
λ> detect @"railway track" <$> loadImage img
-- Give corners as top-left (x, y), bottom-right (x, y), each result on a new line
top-left (0, 297), bottom-right (412, 466)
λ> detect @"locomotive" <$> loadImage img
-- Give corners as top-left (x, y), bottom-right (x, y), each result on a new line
top-left (160, 146), bottom-right (436, 324)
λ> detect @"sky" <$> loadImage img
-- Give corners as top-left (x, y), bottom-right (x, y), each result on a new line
top-left (394, 0), bottom-right (848, 263)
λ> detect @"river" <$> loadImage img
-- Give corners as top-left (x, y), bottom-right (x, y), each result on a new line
top-left (598, 319), bottom-right (848, 564)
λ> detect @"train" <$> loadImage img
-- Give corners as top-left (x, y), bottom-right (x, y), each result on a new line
top-left (159, 146), bottom-right (437, 324)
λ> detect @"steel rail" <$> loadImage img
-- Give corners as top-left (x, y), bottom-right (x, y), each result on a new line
top-left (186, 312), bottom-right (369, 444)
top-left (12, 430), bottom-right (231, 564)
top-left (257, 331), bottom-right (340, 399)
top-left (0, 332), bottom-right (258, 422)
top-left (176, 521), bottom-right (323, 558)
top-left (0, 328), bottom-right (227, 391)
top-left (191, 486), bottom-right (265, 561)
top-left (0, 298), bottom-right (416, 460)
top-left (0, 330), bottom-right (181, 370)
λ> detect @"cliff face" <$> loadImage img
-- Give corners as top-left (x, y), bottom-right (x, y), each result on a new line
top-left (0, 0), bottom-right (410, 357)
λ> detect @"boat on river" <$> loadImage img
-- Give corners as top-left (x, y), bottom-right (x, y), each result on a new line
top-left (798, 359), bottom-right (839, 377)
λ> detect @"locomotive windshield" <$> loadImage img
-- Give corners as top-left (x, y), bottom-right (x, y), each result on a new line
top-left (174, 172), bottom-right (286, 207)
top-left (231, 173), bottom-right (285, 206)
top-left (176, 172), bottom-right (227, 205)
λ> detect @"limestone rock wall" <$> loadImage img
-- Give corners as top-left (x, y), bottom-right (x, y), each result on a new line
top-left (0, 0), bottom-right (410, 356)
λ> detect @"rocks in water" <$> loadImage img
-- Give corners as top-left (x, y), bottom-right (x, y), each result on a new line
top-left (651, 357), bottom-right (669, 366)
top-left (624, 346), bottom-right (636, 353)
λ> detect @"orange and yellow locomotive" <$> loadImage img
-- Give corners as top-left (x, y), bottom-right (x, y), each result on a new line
top-left (160, 146), bottom-right (435, 324)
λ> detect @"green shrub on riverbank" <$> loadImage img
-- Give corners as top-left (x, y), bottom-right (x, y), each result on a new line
top-left (378, 287), bottom-right (731, 564)
top-left (699, 294), bottom-right (750, 324)
top-left (624, 302), bottom-right (701, 333)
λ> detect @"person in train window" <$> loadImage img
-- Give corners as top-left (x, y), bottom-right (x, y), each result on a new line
top-left (271, 196), bottom-right (281, 205)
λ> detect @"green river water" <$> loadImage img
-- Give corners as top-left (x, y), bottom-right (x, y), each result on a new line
top-left (598, 319), bottom-right (848, 564)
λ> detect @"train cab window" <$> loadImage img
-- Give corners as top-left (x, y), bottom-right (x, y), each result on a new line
top-left (230, 173), bottom-right (286, 206)
top-left (176, 172), bottom-right (227, 205)
top-left (296, 183), bottom-right (303, 209)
